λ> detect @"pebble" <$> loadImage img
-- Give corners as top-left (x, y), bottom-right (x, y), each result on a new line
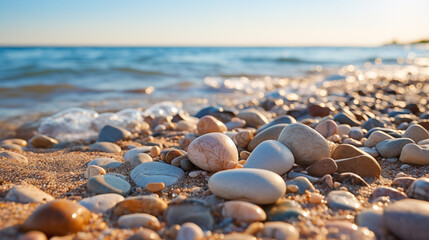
top-left (326, 190), bottom-right (361, 211)
top-left (113, 195), bottom-right (167, 216)
top-left (179, 133), bottom-right (198, 151)
top-left (333, 112), bottom-right (360, 126)
top-left (244, 140), bottom-right (294, 175)
top-left (222, 200), bottom-right (266, 222)
top-left (17, 231), bottom-right (47, 240)
top-left (287, 172), bottom-right (320, 183)
top-left (356, 206), bottom-right (385, 237)
top-left (277, 123), bottom-right (330, 166)
top-left (376, 138), bottom-right (415, 158)
top-left (331, 144), bottom-right (372, 159)
top-left (262, 222), bottom-right (299, 240)
top-left (233, 130), bottom-right (253, 148)
top-left (127, 229), bottom-right (161, 240)
top-left (130, 153), bottom-right (153, 168)
top-left (123, 146), bottom-right (152, 162)
top-left (407, 177), bottom-right (429, 201)
top-left (0, 143), bottom-right (24, 152)
top-left (84, 165), bottom-right (106, 179)
top-left (248, 124), bottom-right (288, 151)
top-left (265, 199), bottom-right (307, 221)
top-left (400, 164), bottom-right (411, 170)
top-left (6, 185), bottom-right (54, 203)
top-left (0, 151), bottom-right (28, 164)
top-left (371, 187), bottom-right (407, 201)
top-left (402, 124), bottom-right (429, 143)
top-left (306, 158), bottom-right (337, 177)
top-left (98, 124), bottom-right (131, 142)
top-left (78, 193), bottom-right (124, 214)
top-left (145, 182), bottom-right (165, 192)
top-left (118, 213), bottom-right (161, 229)
top-left (364, 130), bottom-right (394, 147)
top-left (176, 120), bottom-right (197, 132)
top-left (388, 109), bottom-right (411, 117)
top-left (131, 162), bottom-right (184, 187)
top-left (383, 199), bottom-right (429, 240)
top-left (236, 108), bottom-right (269, 128)
top-left (21, 199), bottom-right (91, 236)
top-left (89, 142), bottom-right (121, 153)
top-left (149, 146), bottom-right (161, 157)
top-left (164, 199), bottom-right (214, 230)
top-left (223, 233), bottom-right (256, 240)
top-left (286, 177), bottom-right (315, 194)
top-left (208, 168), bottom-right (286, 204)
top-left (335, 155), bottom-right (381, 177)
top-left (337, 124), bottom-right (351, 136)
top-left (392, 176), bottom-right (416, 189)
top-left (225, 117), bottom-right (246, 130)
top-left (362, 118), bottom-right (385, 130)
top-left (349, 127), bottom-right (364, 140)
top-left (359, 147), bottom-right (379, 158)
top-left (29, 134), bottom-right (58, 148)
top-left (400, 143), bottom-right (429, 165)
top-left (308, 192), bottom-right (324, 204)
top-left (87, 157), bottom-right (122, 168)
top-left (386, 157), bottom-right (398, 163)
top-left (0, 138), bottom-right (27, 146)
top-left (314, 119), bottom-right (338, 138)
top-left (187, 132), bottom-right (238, 172)
top-left (308, 103), bottom-right (330, 117)
top-left (176, 222), bottom-right (204, 240)
top-left (257, 115), bottom-right (296, 133)
top-left (325, 221), bottom-right (375, 240)
top-left (87, 175), bottom-right (131, 196)
top-left (336, 172), bottom-right (369, 186)
top-left (197, 115), bottom-right (227, 135)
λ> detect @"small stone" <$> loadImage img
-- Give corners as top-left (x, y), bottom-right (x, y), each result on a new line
top-left (262, 222), bottom-right (299, 240)
top-left (179, 133), bottom-right (198, 151)
top-left (331, 144), bottom-right (374, 159)
top-left (130, 153), bottom-right (153, 168)
top-left (376, 138), bottom-right (415, 158)
top-left (188, 170), bottom-right (202, 178)
top-left (208, 168), bottom-right (286, 204)
top-left (265, 199), bottom-right (307, 221)
top-left (308, 192), bottom-right (324, 204)
top-left (277, 123), bottom-right (330, 166)
top-left (287, 185), bottom-right (298, 193)
top-left (400, 143), bottom-right (429, 165)
top-left (176, 222), bottom-right (204, 240)
top-left (180, 157), bottom-right (194, 171)
top-left (287, 172), bottom-right (320, 183)
top-left (306, 158), bottom-right (337, 177)
top-left (371, 187), bottom-right (407, 201)
top-left (326, 190), bottom-right (361, 211)
top-left (89, 142), bottom-right (121, 153)
top-left (392, 176), bottom-right (416, 189)
top-left (336, 172), bottom-right (369, 186)
top-left (1, 143), bottom-right (24, 152)
top-left (244, 222), bottom-right (264, 235)
top-left (98, 124), bottom-right (131, 142)
top-left (327, 134), bottom-right (341, 143)
top-left (362, 118), bottom-right (385, 130)
top-left (237, 108), bottom-right (269, 128)
top-left (0, 138), bottom-right (27, 147)
top-left (145, 182), bottom-right (165, 192)
top-left (349, 127), bottom-right (364, 140)
top-left (187, 133), bottom-right (238, 172)
top-left (384, 199), bottom-right (429, 240)
top-left (78, 193), bottom-right (124, 214)
top-left (164, 199), bottom-right (214, 230)
top-left (248, 124), bottom-right (288, 151)
top-left (123, 146), bottom-right (152, 162)
top-left (222, 201), bottom-right (266, 222)
top-left (325, 221), bottom-right (375, 240)
top-left (257, 115), bottom-right (295, 133)
top-left (308, 104), bottom-right (330, 117)
top-left (359, 147), bottom-right (379, 158)
top-left (386, 157), bottom-right (398, 163)
top-left (240, 151), bottom-right (251, 159)
top-left (244, 140), bottom-right (294, 175)
top-left (286, 177), bottom-right (315, 194)
top-left (88, 157), bottom-right (122, 168)
top-left (87, 175), bottom-right (131, 196)
top-left (84, 165), bottom-right (106, 179)
top-left (233, 130), bottom-right (253, 148)
top-left (17, 231), bottom-right (47, 240)
top-left (356, 206), bottom-right (385, 237)
top-left (335, 155), bottom-right (381, 177)
top-left (29, 134), bottom-right (58, 148)
top-left (197, 115), bottom-right (227, 135)
top-left (6, 185), bottom-right (54, 203)
top-left (113, 195), bottom-right (167, 216)
top-left (160, 149), bottom-right (183, 164)
top-left (149, 146), bottom-right (161, 157)
top-left (402, 124), bottom-right (429, 143)
top-left (0, 151), bottom-right (28, 164)
top-left (118, 213), bottom-right (161, 229)
top-left (131, 162), bottom-right (184, 187)
top-left (21, 199), bottom-right (91, 236)
top-left (223, 233), bottom-right (257, 240)
top-left (400, 164), bottom-right (411, 169)
top-left (343, 138), bottom-right (363, 147)
top-left (127, 229), bottom-right (161, 240)
top-left (337, 124), bottom-right (351, 136)
top-left (364, 130), bottom-right (394, 147)
top-left (314, 119), bottom-right (338, 138)
top-left (225, 117), bottom-right (246, 131)
top-left (333, 112), bottom-right (360, 126)
top-left (407, 177), bottom-right (429, 201)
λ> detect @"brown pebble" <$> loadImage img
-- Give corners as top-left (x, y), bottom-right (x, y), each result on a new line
top-left (197, 115), bottom-right (227, 135)
top-left (306, 158), bottom-right (338, 177)
top-left (287, 184), bottom-right (299, 193)
top-left (308, 192), bottom-right (324, 204)
top-left (335, 155), bottom-right (381, 177)
top-left (127, 228), bottom-right (161, 240)
top-left (113, 195), bottom-right (167, 217)
top-left (150, 146), bottom-right (161, 158)
top-left (233, 130), bottom-right (254, 148)
top-left (145, 182), bottom-right (165, 193)
top-left (240, 151), bottom-right (251, 159)
top-left (18, 231), bottom-right (47, 240)
top-left (160, 149), bottom-right (183, 164)
top-left (29, 134), bottom-right (58, 148)
top-left (315, 119), bottom-right (338, 138)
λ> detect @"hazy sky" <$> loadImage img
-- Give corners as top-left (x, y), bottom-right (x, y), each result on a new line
top-left (1, 0), bottom-right (428, 46)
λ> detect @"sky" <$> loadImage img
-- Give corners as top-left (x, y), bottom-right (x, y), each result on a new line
top-left (0, 0), bottom-right (428, 46)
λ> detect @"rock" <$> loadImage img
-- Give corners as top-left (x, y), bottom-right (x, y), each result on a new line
top-left (89, 142), bottom-right (121, 153)
top-left (257, 115), bottom-right (295, 133)
top-left (197, 115), bottom-right (227, 135)
top-left (131, 162), bottom-right (184, 187)
top-left (314, 120), bottom-right (338, 138)
top-left (160, 149), bottom-right (183, 164)
top-left (287, 172), bottom-right (320, 183)
top-left (0, 151), bottom-right (28, 164)
top-left (418, 139), bottom-right (429, 145)
top-left (88, 157), bottom-right (123, 168)
top-left (333, 112), bottom-right (360, 126)
top-left (331, 144), bottom-right (374, 159)
top-left (232, 130), bottom-right (253, 148)
top-left (356, 206), bottom-right (385, 237)
top-left (130, 153), bottom-right (153, 168)
top-left (0, 138), bottom-right (27, 146)
top-left (179, 133), bottom-right (198, 151)
top-left (335, 155), bottom-right (381, 177)
top-left (223, 233), bottom-right (256, 240)
top-left (325, 221), bottom-right (375, 240)
top-left (237, 108), bottom-right (269, 128)
top-left (365, 127), bottom-right (401, 138)
top-left (400, 143), bottom-right (429, 165)
top-left (394, 114), bottom-right (417, 125)
top-left (123, 146), bottom-right (152, 162)
top-left (6, 185), bottom-right (54, 203)
top-left (145, 182), bottom-right (165, 192)
top-left (87, 175), bottom-right (131, 196)
top-left (118, 213), bottom-right (161, 229)
top-left (248, 124), bottom-right (288, 151)
top-left (21, 199), bottom-right (91, 236)
top-left (164, 199), bottom-right (214, 230)
top-left (0, 143), bottom-right (24, 152)
top-left (364, 130), bottom-right (394, 147)
top-left (337, 124), bottom-right (351, 136)
top-left (308, 104), bottom-right (330, 117)
top-left (176, 120), bottom-right (196, 131)
top-left (402, 124), bottom-right (429, 143)
top-left (392, 176), bottom-right (416, 189)
top-left (371, 187), bottom-right (407, 201)
top-left (388, 109), bottom-right (411, 117)
top-left (84, 165), bottom-right (106, 179)
top-left (384, 199), bottom-right (429, 240)
top-left (362, 118), bottom-right (385, 130)
top-left (187, 133), bottom-right (238, 172)
top-left (127, 229), bottom-right (161, 240)
top-left (407, 177), bottom-right (429, 201)
top-left (336, 173), bottom-right (369, 186)
top-left (29, 134), bottom-right (58, 148)
top-left (348, 127), bottom-right (364, 140)
top-left (222, 201), bottom-right (266, 222)
top-left (98, 124), bottom-right (131, 142)
top-left (113, 195), bottom-right (167, 216)
top-left (326, 190), bottom-right (361, 211)
top-left (286, 177), bottom-right (315, 194)
top-left (208, 168), bottom-right (286, 204)
top-left (225, 117), bottom-right (246, 130)
top-left (244, 140), bottom-right (294, 175)
top-left (194, 106), bottom-right (235, 122)
top-left (359, 147), bottom-right (379, 158)
top-left (277, 123), bottom-right (330, 166)
top-left (306, 158), bottom-right (338, 177)
top-left (79, 193), bottom-right (124, 214)
top-left (376, 138), bottom-right (415, 158)
top-left (263, 222), bottom-right (299, 240)
top-left (17, 231), bottom-right (47, 240)
top-left (265, 199), bottom-right (307, 221)
top-left (176, 222), bottom-right (204, 240)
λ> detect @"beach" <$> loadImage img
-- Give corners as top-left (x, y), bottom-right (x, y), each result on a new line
top-left (1, 47), bottom-right (429, 239)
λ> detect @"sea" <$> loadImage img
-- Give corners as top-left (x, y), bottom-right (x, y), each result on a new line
top-left (1, 45), bottom-right (429, 132)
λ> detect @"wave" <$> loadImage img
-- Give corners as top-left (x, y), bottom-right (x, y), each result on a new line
top-left (0, 84), bottom-right (84, 95)
top-left (240, 56), bottom-right (326, 64)
top-left (111, 67), bottom-right (165, 76)
top-left (2, 69), bottom-right (80, 80)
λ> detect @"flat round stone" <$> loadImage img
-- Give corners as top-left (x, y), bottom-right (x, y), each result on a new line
top-left (131, 162), bottom-right (184, 187)
top-left (89, 142), bottom-right (121, 153)
top-left (6, 185), bottom-right (53, 203)
top-left (78, 193), bottom-right (124, 214)
top-left (326, 190), bottom-right (361, 211)
top-left (87, 157), bottom-right (122, 169)
top-left (87, 175), bottom-right (131, 196)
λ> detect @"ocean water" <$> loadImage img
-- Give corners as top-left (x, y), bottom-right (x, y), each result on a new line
top-left (1, 46), bottom-right (429, 122)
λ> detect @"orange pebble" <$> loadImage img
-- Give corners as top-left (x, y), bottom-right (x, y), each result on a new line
top-left (145, 182), bottom-right (165, 192)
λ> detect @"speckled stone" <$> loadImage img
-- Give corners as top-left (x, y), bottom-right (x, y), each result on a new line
top-left (222, 200), bottom-right (266, 222)
top-left (113, 195), bottom-right (167, 216)
top-left (89, 142), bottom-right (121, 153)
top-left (400, 143), bottom-right (429, 165)
top-left (98, 124), bottom-right (131, 142)
top-left (87, 175), bottom-right (131, 196)
top-left (131, 162), bottom-right (184, 187)
top-left (376, 138), bottom-right (415, 158)
top-left (6, 185), bottom-right (54, 203)
top-left (248, 124), bottom-right (288, 151)
top-left (79, 193), bottom-right (124, 214)
top-left (326, 190), bottom-right (361, 211)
